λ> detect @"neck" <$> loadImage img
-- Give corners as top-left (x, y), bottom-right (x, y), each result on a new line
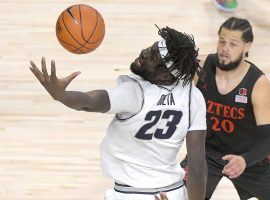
top-left (215, 59), bottom-right (251, 95)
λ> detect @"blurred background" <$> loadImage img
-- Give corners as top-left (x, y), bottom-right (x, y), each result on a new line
top-left (0, 0), bottom-right (269, 199)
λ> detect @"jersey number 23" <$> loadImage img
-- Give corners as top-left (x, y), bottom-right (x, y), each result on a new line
top-left (135, 110), bottom-right (183, 140)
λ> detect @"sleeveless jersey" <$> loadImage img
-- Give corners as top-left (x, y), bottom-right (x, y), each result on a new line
top-left (100, 74), bottom-right (206, 188)
top-left (197, 54), bottom-right (264, 155)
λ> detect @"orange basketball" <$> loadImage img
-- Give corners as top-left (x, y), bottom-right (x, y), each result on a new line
top-left (55, 4), bottom-right (105, 54)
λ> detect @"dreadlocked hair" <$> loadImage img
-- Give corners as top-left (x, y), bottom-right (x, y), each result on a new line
top-left (157, 26), bottom-right (201, 86)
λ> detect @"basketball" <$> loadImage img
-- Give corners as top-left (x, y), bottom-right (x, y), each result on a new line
top-left (55, 4), bottom-right (105, 54)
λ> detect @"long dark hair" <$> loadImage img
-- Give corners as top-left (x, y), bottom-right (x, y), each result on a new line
top-left (156, 26), bottom-right (201, 86)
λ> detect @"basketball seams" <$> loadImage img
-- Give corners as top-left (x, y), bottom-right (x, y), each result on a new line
top-left (79, 5), bottom-right (100, 44)
top-left (60, 9), bottom-right (93, 53)
top-left (61, 10), bottom-right (83, 47)
top-left (56, 4), bottom-right (105, 54)
top-left (57, 37), bottom-right (84, 54)
top-left (77, 6), bottom-right (100, 46)
top-left (72, 38), bottom-right (104, 53)
top-left (70, 5), bottom-right (100, 53)
top-left (85, 10), bottom-right (99, 43)
top-left (78, 5), bottom-right (88, 42)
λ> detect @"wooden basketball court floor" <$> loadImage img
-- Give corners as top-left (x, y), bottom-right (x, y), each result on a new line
top-left (0, 0), bottom-right (269, 199)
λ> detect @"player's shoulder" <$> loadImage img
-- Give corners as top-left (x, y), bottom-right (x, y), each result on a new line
top-left (253, 74), bottom-right (270, 96)
top-left (191, 85), bottom-right (206, 108)
top-left (197, 54), bottom-right (208, 68)
top-left (117, 74), bottom-right (141, 81)
top-left (255, 74), bottom-right (270, 86)
top-left (117, 74), bottom-right (154, 90)
top-left (117, 74), bottom-right (144, 84)
top-left (191, 85), bottom-right (204, 99)
top-left (114, 74), bottom-right (145, 96)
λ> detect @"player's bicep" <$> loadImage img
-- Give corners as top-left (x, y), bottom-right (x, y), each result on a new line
top-left (252, 75), bottom-right (270, 125)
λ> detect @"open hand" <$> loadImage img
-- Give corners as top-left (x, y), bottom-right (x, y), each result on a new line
top-left (29, 57), bottom-right (80, 100)
top-left (222, 154), bottom-right (246, 179)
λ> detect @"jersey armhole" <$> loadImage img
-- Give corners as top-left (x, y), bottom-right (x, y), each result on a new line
top-left (116, 75), bottom-right (145, 121)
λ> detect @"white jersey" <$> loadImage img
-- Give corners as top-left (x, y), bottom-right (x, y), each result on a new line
top-left (100, 74), bottom-right (206, 188)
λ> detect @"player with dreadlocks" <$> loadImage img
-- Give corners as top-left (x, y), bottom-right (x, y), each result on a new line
top-left (29, 26), bottom-right (207, 200)
top-left (156, 26), bottom-right (200, 86)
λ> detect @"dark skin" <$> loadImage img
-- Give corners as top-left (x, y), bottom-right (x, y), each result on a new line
top-left (30, 41), bottom-right (207, 200)
top-left (29, 57), bottom-right (110, 112)
top-left (130, 42), bottom-right (176, 85)
top-left (29, 43), bottom-right (174, 112)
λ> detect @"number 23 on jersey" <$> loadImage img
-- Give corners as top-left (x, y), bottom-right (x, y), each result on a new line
top-left (135, 110), bottom-right (183, 140)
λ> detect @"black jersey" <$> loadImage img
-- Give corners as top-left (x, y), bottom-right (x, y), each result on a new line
top-left (197, 54), bottom-right (264, 155)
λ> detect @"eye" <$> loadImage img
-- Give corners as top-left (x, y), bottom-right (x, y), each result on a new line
top-left (140, 49), bottom-right (147, 58)
top-left (219, 40), bottom-right (225, 45)
top-left (230, 42), bottom-right (237, 47)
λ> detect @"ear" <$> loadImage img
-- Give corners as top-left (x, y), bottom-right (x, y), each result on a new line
top-left (244, 42), bottom-right (252, 56)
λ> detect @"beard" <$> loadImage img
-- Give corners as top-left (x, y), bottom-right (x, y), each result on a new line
top-left (215, 52), bottom-right (243, 71)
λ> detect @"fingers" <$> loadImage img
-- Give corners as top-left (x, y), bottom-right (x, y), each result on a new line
top-left (222, 155), bottom-right (235, 175)
top-left (160, 192), bottom-right (168, 200)
top-left (228, 172), bottom-right (241, 179)
top-left (223, 167), bottom-right (242, 179)
top-left (222, 164), bottom-right (235, 175)
top-left (29, 60), bottom-right (45, 83)
top-left (30, 58), bottom-right (57, 83)
top-left (41, 57), bottom-right (49, 82)
top-left (30, 58), bottom-right (79, 88)
top-left (222, 155), bottom-right (233, 161)
top-left (222, 155), bottom-right (234, 170)
top-left (154, 192), bottom-right (168, 200)
top-left (51, 60), bottom-right (57, 80)
top-left (223, 161), bottom-right (234, 170)
top-left (222, 155), bottom-right (246, 179)
top-left (64, 71), bottom-right (81, 85)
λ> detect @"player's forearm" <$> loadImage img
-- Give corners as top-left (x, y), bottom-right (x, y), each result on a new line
top-left (186, 160), bottom-right (207, 200)
top-left (241, 124), bottom-right (270, 167)
top-left (57, 90), bottom-right (110, 113)
top-left (56, 91), bottom-right (94, 111)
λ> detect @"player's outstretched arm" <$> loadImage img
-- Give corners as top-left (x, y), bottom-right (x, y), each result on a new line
top-left (186, 130), bottom-right (207, 200)
top-left (29, 57), bottom-right (110, 113)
